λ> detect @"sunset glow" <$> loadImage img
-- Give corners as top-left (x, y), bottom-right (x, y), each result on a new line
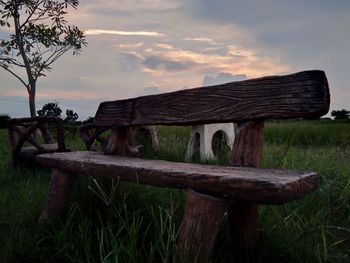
top-left (1, 0), bottom-right (349, 119)
top-left (85, 29), bottom-right (165, 37)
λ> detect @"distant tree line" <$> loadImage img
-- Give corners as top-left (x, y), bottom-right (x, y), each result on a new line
top-left (331, 109), bottom-right (350, 120)
top-left (37, 102), bottom-right (79, 123)
top-left (0, 103), bottom-right (95, 129)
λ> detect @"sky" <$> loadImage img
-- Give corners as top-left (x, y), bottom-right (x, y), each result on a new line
top-left (1, 0), bottom-right (349, 120)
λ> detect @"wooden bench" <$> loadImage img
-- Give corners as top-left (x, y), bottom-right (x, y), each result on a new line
top-left (8, 116), bottom-right (68, 162)
top-left (36, 70), bottom-right (330, 261)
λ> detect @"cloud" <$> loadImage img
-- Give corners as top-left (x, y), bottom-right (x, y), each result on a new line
top-left (85, 29), bottom-right (165, 37)
top-left (140, 43), bottom-right (288, 77)
top-left (202, 72), bottom-right (247, 86)
top-left (183, 37), bottom-right (217, 45)
top-left (185, 1), bottom-right (350, 70)
top-left (119, 52), bottom-right (144, 72)
top-left (227, 45), bottom-right (255, 59)
top-left (118, 42), bottom-right (144, 49)
top-left (155, 43), bottom-right (174, 50)
top-left (142, 55), bottom-right (199, 72)
top-left (83, 0), bottom-right (182, 15)
top-left (2, 0), bottom-right (348, 118)
top-left (136, 86), bottom-right (162, 97)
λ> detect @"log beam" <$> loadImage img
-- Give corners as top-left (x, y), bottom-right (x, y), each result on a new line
top-left (38, 169), bottom-right (76, 224)
top-left (228, 121), bottom-right (264, 254)
top-left (95, 70), bottom-right (329, 127)
top-left (178, 190), bottom-right (227, 262)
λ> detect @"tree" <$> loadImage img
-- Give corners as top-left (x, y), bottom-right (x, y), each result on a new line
top-left (37, 102), bottom-right (62, 117)
top-left (0, 0), bottom-right (87, 117)
top-left (64, 108), bottom-right (78, 123)
top-left (331, 109), bottom-right (350, 120)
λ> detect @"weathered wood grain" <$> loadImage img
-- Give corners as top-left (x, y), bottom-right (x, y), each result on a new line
top-left (36, 152), bottom-right (319, 204)
top-left (79, 123), bottom-right (110, 151)
top-left (178, 190), bottom-right (227, 262)
top-left (38, 169), bottom-right (77, 224)
top-left (95, 70), bottom-right (329, 127)
top-left (228, 121), bottom-right (264, 253)
top-left (19, 143), bottom-right (59, 160)
top-left (104, 127), bottom-right (133, 155)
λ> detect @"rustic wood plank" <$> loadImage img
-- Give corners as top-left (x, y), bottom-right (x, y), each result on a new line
top-left (17, 143), bottom-right (60, 161)
top-left (8, 116), bottom-right (68, 162)
top-left (178, 190), bottom-right (227, 262)
top-left (38, 169), bottom-right (77, 224)
top-left (36, 152), bottom-right (319, 204)
top-left (79, 124), bottom-right (110, 151)
top-left (12, 121), bottom-right (41, 156)
top-left (228, 121), bottom-right (264, 255)
top-left (95, 70), bottom-right (329, 127)
top-left (104, 127), bottom-right (133, 155)
top-left (21, 143), bottom-right (59, 154)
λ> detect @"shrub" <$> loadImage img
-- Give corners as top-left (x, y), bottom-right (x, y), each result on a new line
top-left (0, 114), bottom-right (10, 129)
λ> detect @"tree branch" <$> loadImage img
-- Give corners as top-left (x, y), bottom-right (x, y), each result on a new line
top-left (19, 0), bottom-right (45, 29)
top-left (0, 57), bottom-right (26, 68)
top-left (34, 45), bottom-right (69, 80)
top-left (0, 64), bottom-right (28, 88)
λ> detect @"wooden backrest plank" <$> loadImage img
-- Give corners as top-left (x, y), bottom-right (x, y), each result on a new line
top-left (95, 70), bottom-right (329, 127)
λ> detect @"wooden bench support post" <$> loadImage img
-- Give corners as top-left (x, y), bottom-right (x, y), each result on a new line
top-left (104, 127), bottom-right (133, 155)
top-left (228, 121), bottom-right (264, 250)
top-left (178, 190), bottom-right (227, 262)
top-left (38, 169), bottom-right (76, 224)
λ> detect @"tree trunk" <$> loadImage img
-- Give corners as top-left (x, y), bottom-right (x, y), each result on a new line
top-left (28, 81), bottom-right (36, 117)
top-left (14, 9), bottom-right (37, 118)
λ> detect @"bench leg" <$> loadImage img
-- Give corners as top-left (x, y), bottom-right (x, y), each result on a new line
top-left (228, 202), bottom-right (260, 260)
top-left (178, 189), bottom-right (227, 262)
top-left (228, 202), bottom-right (259, 244)
top-left (38, 169), bottom-right (76, 224)
top-left (227, 120), bottom-right (263, 258)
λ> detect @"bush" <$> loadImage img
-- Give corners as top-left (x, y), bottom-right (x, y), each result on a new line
top-left (331, 109), bottom-right (350, 120)
top-left (0, 114), bottom-right (10, 129)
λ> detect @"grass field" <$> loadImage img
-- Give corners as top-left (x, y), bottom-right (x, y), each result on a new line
top-left (0, 120), bottom-right (349, 262)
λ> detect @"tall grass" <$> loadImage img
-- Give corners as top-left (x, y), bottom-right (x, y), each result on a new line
top-left (0, 120), bottom-right (349, 262)
top-left (265, 120), bottom-right (350, 146)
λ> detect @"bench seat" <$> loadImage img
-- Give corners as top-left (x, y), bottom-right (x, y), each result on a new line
top-left (36, 151), bottom-right (319, 205)
top-left (19, 143), bottom-right (59, 160)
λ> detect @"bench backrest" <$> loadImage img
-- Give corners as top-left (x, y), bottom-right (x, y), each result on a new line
top-left (95, 70), bottom-right (329, 127)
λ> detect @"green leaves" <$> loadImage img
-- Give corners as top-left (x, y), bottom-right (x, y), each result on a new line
top-left (0, 0), bottom-right (86, 85)
top-left (37, 102), bottom-right (62, 117)
top-left (0, 19), bottom-right (10, 27)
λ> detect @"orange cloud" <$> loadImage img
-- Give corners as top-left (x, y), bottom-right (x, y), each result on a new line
top-left (85, 29), bottom-right (165, 37)
top-left (141, 43), bottom-right (289, 78)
